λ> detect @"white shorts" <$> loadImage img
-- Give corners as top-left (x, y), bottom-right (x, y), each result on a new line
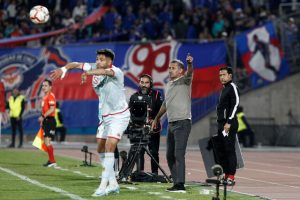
top-left (96, 109), bottom-right (130, 140)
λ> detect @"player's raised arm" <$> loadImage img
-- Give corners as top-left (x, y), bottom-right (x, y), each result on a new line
top-left (186, 53), bottom-right (193, 76)
top-left (50, 62), bottom-right (83, 80)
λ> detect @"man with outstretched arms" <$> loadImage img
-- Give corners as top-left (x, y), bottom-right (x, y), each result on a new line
top-left (51, 49), bottom-right (130, 197)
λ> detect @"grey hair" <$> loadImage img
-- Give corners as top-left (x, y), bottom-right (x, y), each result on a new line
top-left (170, 59), bottom-right (184, 69)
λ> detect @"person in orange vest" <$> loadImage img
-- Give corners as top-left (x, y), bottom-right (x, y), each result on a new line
top-left (7, 88), bottom-right (25, 148)
top-left (38, 79), bottom-right (57, 167)
top-left (54, 102), bottom-right (67, 142)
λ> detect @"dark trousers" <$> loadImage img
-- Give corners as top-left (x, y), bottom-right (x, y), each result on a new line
top-left (167, 119), bottom-right (191, 184)
top-left (55, 127), bottom-right (66, 142)
top-left (114, 146), bottom-right (119, 171)
top-left (216, 119), bottom-right (238, 176)
top-left (139, 133), bottom-right (160, 173)
top-left (10, 117), bottom-right (24, 146)
top-left (238, 129), bottom-right (255, 147)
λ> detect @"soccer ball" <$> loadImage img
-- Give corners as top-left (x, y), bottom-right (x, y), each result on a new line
top-left (29, 5), bottom-right (49, 24)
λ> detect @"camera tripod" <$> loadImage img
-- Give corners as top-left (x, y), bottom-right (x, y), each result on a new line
top-left (118, 140), bottom-right (172, 183)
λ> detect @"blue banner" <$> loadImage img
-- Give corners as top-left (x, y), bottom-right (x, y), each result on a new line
top-left (0, 41), bottom-right (228, 134)
top-left (235, 22), bottom-right (290, 88)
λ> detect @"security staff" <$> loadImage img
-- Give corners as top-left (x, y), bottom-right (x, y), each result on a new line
top-left (7, 88), bottom-right (25, 148)
top-left (216, 66), bottom-right (240, 186)
top-left (237, 106), bottom-right (255, 147)
top-left (55, 102), bottom-right (67, 142)
top-left (129, 74), bottom-right (163, 174)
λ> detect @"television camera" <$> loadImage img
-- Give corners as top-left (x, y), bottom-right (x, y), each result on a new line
top-left (118, 94), bottom-right (171, 183)
top-left (125, 94), bottom-right (152, 144)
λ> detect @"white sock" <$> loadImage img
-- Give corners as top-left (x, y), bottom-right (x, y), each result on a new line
top-left (105, 152), bottom-right (118, 187)
top-left (114, 158), bottom-right (119, 173)
top-left (99, 154), bottom-right (109, 190)
top-left (99, 153), bottom-right (105, 168)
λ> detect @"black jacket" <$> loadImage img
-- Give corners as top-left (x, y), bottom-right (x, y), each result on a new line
top-left (217, 81), bottom-right (240, 124)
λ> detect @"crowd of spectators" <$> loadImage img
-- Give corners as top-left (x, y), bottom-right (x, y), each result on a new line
top-left (0, 0), bottom-right (297, 47)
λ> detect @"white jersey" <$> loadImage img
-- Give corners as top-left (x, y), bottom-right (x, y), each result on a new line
top-left (82, 63), bottom-right (128, 117)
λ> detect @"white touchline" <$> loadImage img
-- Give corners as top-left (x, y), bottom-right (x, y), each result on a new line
top-left (0, 166), bottom-right (86, 200)
top-left (54, 166), bottom-right (96, 178)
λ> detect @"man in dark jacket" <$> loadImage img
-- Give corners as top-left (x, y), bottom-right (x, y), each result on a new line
top-left (216, 66), bottom-right (240, 186)
top-left (129, 74), bottom-right (163, 174)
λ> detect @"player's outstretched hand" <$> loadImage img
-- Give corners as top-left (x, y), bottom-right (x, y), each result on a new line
top-left (51, 67), bottom-right (67, 80)
top-left (50, 69), bottom-right (62, 80)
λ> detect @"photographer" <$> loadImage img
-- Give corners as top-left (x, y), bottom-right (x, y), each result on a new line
top-left (129, 74), bottom-right (163, 175)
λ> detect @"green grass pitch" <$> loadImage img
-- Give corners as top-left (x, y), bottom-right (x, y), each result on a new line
top-left (0, 149), bottom-right (262, 200)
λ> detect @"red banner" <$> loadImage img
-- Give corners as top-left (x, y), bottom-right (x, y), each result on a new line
top-left (0, 82), bottom-right (5, 112)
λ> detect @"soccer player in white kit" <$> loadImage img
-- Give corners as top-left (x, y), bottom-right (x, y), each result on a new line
top-left (50, 49), bottom-right (130, 196)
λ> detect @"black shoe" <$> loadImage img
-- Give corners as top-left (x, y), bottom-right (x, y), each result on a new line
top-left (43, 161), bottom-right (50, 167)
top-left (43, 161), bottom-right (57, 167)
top-left (7, 144), bottom-right (15, 148)
top-left (18, 144), bottom-right (23, 148)
top-left (166, 183), bottom-right (186, 193)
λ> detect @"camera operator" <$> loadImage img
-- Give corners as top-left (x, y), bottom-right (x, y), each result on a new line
top-left (129, 74), bottom-right (163, 175)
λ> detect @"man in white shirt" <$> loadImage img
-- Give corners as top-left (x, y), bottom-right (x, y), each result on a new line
top-left (51, 49), bottom-right (130, 197)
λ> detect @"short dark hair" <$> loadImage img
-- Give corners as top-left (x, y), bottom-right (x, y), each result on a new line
top-left (96, 49), bottom-right (115, 61)
top-left (219, 66), bottom-right (233, 75)
top-left (170, 59), bottom-right (184, 69)
top-left (43, 79), bottom-right (52, 86)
